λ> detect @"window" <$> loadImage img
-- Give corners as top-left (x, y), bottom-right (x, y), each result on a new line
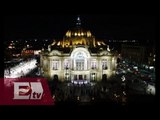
top-left (74, 52), bottom-right (86, 70)
top-left (64, 60), bottom-right (70, 69)
top-left (102, 59), bottom-right (107, 70)
top-left (76, 60), bottom-right (84, 70)
top-left (91, 60), bottom-right (97, 69)
top-left (53, 60), bottom-right (59, 70)
top-left (91, 73), bottom-right (96, 81)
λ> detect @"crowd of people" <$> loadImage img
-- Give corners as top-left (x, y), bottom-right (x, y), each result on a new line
top-left (49, 79), bottom-right (127, 105)
top-left (4, 59), bottom-right (37, 78)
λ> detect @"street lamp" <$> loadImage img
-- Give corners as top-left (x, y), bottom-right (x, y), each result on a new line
top-left (121, 75), bottom-right (126, 82)
top-left (121, 75), bottom-right (126, 91)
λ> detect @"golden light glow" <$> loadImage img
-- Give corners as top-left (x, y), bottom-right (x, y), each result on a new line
top-left (66, 32), bottom-right (68, 36)
top-left (75, 33), bottom-right (77, 36)
top-left (107, 45), bottom-right (111, 51)
top-left (51, 41), bottom-right (56, 45)
top-left (57, 41), bottom-right (60, 46)
top-left (87, 31), bottom-right (91, 37)
top-left (81, 32), bottom-right (84, 36)
top-left (78, 32), bottom-right (81, 36)
top-left (97, 42), bottom-right (101, 46)
top-left (66, 31), bottom-right (71, 37)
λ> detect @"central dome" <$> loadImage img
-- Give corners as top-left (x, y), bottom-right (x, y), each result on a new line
top-left (63, 27), bottom-right (95, 48)
top-left (61, 16), bottom-right (96, 48)
top-left (65, 27), bottom-right (92, 38)
top-left (65, 16), bottom-right (92, 38)
top-left (50, 16), bottom-right (107, 49)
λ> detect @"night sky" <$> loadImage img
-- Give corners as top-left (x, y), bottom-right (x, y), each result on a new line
top-left (4, 14), bottom-right (155, 43)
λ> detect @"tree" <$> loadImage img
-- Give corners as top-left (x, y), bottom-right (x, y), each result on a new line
top-left (117, 58), bottom-right (121, 64)
top-left (4, 49), bottom-right (13, 61)
top-left (51, 75), bottom-right (59, 95)
top-left (102, 74), bottom-right (107, 82)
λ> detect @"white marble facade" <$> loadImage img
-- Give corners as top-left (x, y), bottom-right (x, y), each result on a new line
top-left (40, 46), bottom-right (117, 81)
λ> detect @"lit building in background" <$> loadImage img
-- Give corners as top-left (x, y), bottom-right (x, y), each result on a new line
top-left (40, 16), bottom-right (118, 81)
top-left (121, 44), bottom-right (146, 64)
top-left (121, 44), bottom-right (155, 67)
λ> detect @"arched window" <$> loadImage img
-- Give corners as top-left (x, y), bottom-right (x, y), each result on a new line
top-left (72, 52), bottom-right (87, 70)
top-left (75, 52), bottom-right (85, 70)
top-left (71, 48), bottom-right (91, 71)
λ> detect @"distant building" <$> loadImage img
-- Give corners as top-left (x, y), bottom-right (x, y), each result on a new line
top-left (121, 44), bottom-right (156, 67)
top-left (21, 49), bottom-right (41, 58)
top-left (147, 47), bottom-right (155, 66)
top-left (40, 16), bottom-right (118, 81)
top-left (121, 44), bottom-right (146, 64)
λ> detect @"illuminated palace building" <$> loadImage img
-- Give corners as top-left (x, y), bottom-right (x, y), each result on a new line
top-left (40, 16), bottom-right (118, 81)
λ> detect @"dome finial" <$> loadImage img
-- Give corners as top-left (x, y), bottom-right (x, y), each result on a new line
top-left (76, 15), bottom-right (81, 27)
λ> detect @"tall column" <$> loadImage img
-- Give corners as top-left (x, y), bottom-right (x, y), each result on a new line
top-left (61, 58), bottom-right (64, 81)
top-left (74, 59), bottom-right (76, 70)
top-left (98, 58), bottom-right (102, 80)
top-left (108, 57), bottom-right (112, 70)
top-left (85, 59), bottom-right (87, 70)
top-left (49, 59), bottom-right (51, 78)
top-left (88, 58), bottom-right (90, 70)
top-left (112, 57), bottom-right (116, 70)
